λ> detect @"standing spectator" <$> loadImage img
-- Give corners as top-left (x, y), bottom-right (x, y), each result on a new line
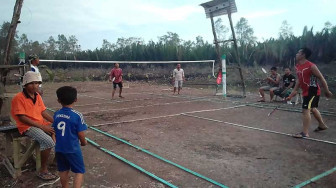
top-left (53, 86), bottom-right (87, 188)
top-left (109, 63), bottom-right (123, 99)
top-left (29, 54), bottom-right (43, 95)
top-left (172, 64), bottom-right (185, 95)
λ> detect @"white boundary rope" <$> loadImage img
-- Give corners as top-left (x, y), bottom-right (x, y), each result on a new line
top-left (36, 177), bottom-right (60, 188)
top-left (91, 105), bottom-right (246, 127)
top-left (181, 113), bottom-right (336, 145)
top-left (49, 95), bottom-right (166, 109)
top-left (82, 100), bottom-right (200, 114)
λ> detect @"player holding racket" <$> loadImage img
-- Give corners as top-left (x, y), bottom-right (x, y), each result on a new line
top-left (287, 48), bottom-right (333, 138)
top-left (109, 63), bottom-right (124, 99)
top-left (258, 67), bottom-right (281, 102)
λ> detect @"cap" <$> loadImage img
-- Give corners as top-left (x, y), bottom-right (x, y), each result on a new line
top-left (22, 71), bottom-right (42, 86)
top-left (28, 54), bottom-right (39, 61)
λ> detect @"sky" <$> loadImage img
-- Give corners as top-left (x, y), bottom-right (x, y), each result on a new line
top-left (1, 0), bottom-right (336, 50)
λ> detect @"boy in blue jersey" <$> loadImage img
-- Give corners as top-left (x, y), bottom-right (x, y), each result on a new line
top-left (53, 86), bottom-right (87, 188)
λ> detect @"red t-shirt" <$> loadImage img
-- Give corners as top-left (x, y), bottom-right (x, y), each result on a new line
top-left (110, 68), bottom-right (123, 83)
top-left (295, 60), bottom-right (321, 96)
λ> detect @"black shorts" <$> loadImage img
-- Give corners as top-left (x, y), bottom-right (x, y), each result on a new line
top-left (113, 82), bottom-right (123, 89)
top-left (274, 88), bottom-right (285, 97)
top-left (302, 95), bottom-right (319, 109)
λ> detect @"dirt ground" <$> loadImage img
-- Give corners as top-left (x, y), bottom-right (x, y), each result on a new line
top-left (1, 81), bottom-right (336, 188)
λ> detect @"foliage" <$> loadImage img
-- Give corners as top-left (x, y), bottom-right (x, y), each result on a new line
top-left (1, 19), bottom-right (336, 68)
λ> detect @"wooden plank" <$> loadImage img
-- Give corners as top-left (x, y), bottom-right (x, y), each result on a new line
top-left (18, 141), bottom-right (37, 167)
top-left (35, 143), bottom-right (41, 172)
top-left (12, 137), bottom-right (21, 176)
top-left (1, 155), bottom-right (16, 178)
top-left (5, 133), bottom-right (12, 158)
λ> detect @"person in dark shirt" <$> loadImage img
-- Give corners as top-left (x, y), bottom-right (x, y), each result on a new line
top-left (274, 67), bottom-right (296, 98)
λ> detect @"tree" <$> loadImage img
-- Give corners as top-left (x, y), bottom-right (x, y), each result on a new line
top-left (101, 39), bottom-right (115, 51)
top-left (279, 20), bottom-right (293, 39)
top-left (68, 35), bottom-right (81, 54)
top-left (214, 18), bottom-right (229, 41)
top-left (3, 0), bottom-right (23, 65)
top-left (158, 32), bottom-right (181, 46)
top-left (18, 34), bottom-right (30, 53)
top-left (44, 36), bottom-right (58, 59)
top-left (0, 22), bottom-right (13, 61)
top-left (235, 17), bottom-right (256, 47)
top-left (234, 17), bottom-right (256, 64)
top-left (324, 21), bottom-right (332, 33)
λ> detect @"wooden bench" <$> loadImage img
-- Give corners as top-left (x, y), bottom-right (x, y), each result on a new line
top-left (0, 125), bottom-right (41, 178)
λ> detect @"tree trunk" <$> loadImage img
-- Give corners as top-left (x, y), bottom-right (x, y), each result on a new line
top-left (3, 0), bottom-right (24, 65)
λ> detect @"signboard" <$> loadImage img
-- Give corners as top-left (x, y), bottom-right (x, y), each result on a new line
top-left (19, 52), bottom-right (25, 65)
top-left (200, 0), bottom-right (237, 18)
top-left (19, 52), bottom-right (25, 59)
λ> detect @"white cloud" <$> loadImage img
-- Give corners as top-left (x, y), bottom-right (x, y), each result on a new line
top-left (37, 0), bottom-right (202, 34)
top-left (242, 9), bottom-right (287, 19)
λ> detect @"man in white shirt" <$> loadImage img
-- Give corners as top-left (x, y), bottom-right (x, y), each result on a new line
top-left (172, 64), bottom-right (185, 95)
top-left (29, 54), bottom-right (43, 95)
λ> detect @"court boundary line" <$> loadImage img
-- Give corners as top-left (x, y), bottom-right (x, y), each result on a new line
top-left (180, 113), bottom-right (336, 145)
top-left (81, 99), bottom-right (206, 115)
top-left (47, 107), bottom-right (229, 187)
top-left (293, 166), bottom-right (336, 187)
top-left (89, 127), bottom-right (229, 188)
top-left (89, 105), bottom-right (246, 127)
top-left (149, 93), bottom-right (336, 116)
top-left (49, 96), bottom-right (184, 110)
top-left (86, 138), bottom-right (178, 188)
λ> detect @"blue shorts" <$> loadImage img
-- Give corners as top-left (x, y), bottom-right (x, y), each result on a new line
top-left (56, 151), bottom-right (85, 173)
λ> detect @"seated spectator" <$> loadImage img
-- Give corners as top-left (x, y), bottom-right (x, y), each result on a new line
top-left (274, 67), bottom-right (296, 99)
top-left (258, 67), bottom-right (281, 102)
top-left (11, 71), bottom-right (57, 180)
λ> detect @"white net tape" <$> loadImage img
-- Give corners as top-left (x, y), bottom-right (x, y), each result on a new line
top-left (39, 60), bottom-right (216, 77)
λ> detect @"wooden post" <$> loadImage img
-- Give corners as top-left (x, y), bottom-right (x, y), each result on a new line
top-left (3, 0), bottom-right (24, 65)
top-left (34, 142), bottom-right (41, 172)
top-left (228, 12), bottom-right (246, 97)
top-left (210, 13), bottom-right (222, 67)
top-left (5, 133), bottom-right (12, 158)
top-left (12, 137), bottom-right (21, 176)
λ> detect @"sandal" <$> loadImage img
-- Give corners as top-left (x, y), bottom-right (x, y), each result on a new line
top-left (292, 132), bottom-right (309, 138)
top-left (314, 126), bottom-right (328, 132)
top-left (37, 172), bottom-right (58, 180)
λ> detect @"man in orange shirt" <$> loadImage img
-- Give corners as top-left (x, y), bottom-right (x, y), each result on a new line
top-left (11, 71), bottom-right (57, 180)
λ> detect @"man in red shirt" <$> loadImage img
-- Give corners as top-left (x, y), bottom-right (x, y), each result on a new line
top-left (287, 48), bottom-right (333, 138)
top-left (109, 63), bottom-right (123, 99)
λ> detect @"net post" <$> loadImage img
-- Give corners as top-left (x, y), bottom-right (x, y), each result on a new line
top-left (222, 55), bottom-right (226, 98)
